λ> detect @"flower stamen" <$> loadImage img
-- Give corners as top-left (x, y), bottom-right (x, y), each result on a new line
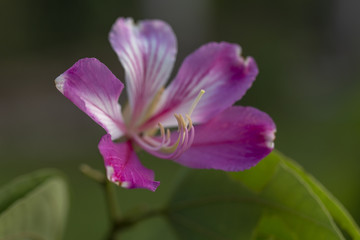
top-left (187, 89), bottom-right (205, 117)
top-left (185, 114), bottom-right (193, 130)
top-left (133, 90), bottom-right (205, 159)
top-left (138, 87), bottom-right (165, 126)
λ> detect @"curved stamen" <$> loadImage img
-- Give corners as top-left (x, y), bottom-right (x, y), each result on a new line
top-left (133, 113), bottom-right (194, 159)
top-left (137, 124), bottom-right (168, 152)
top-left (185, 114), bottom-right (193, 130)
top-left (133, 90), bottom-right (204, 159)
top-left (187, 89), bottom-right (205, 117)
top-left (159, 114), bottom-right (184, 153)
top-left (166, 129), bottom-right (171, 142)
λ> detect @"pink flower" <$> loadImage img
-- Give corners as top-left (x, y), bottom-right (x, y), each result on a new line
top-left (55, 18), bottom-right (276, 191)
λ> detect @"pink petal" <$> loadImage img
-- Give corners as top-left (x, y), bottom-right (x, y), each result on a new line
top-left (172, 106), bottom-right (276, 171)
top-left (98, 135), bottom-right (160, 191)
top-left (55, 58), bottom-right (126, 139)
top-left (109, 18), bottom-right (177, 123)
top-left (142, 42), bottom-right (258, 129)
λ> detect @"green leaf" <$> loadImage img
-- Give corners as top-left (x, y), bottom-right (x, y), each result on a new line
top-left (0, 169), bottom-right (69, 240)
top-left (167, 169), bottom-right (262, 240)
top-left (280, 152), bottom-right (360, 240)
top-left (232, 151), bottom-right (360, 240)
top-left (253, 213), bottom-right (297, 240)
top-left (250, 159), bottom-right (342, 240)
top-left (164, 151), bottom-right (359, 240)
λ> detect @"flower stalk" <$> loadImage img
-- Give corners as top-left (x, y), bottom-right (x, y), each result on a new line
top-left (80, 165), bottom-right (121, 239)
top-left (80, 164), bottom-right (168, 239)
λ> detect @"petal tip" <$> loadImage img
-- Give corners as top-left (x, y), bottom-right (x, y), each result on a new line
top-left (244, 56), bottom-right (259, 77)
top-left (264, 129), bottom-right (276, 150)
top-left (150, 181), bottom-right (160, 192)
top-left (120, 181), bottom-right (131, 189)
top-left (110, 17), bottom-right (134, 38)
top-left (55, 74), bottom-right (66, 94)
top-left (121, 17), bottom-right (134, 27)
top-left (112, 179), bottom-right (160, 192)
top-left (106, 165), bottom-right (115, 181)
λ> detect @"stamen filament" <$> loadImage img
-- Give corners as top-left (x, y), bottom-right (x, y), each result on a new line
top-left (185, 114), bottom-right (193, 130)
top-left (158, 123), bottom-right (165, 139)
top-left (133, 90), bottom-right (204, 159)
top-left (187, 89), bottom-right (205, 117)
top-left (133, 124), bottom-right (194, 160)
top-left (138, 87), bottom-right (165, 126)
top-left (166, 129), bottom-right (171, 141)
top-left (159, 114), bottom-right (183, 153)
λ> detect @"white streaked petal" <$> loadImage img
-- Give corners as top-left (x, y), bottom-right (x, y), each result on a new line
top-left (109, 18), bottom-right (177, 124)
top-left (56, 58), bottom-right (126, 139)
top-left (142, 42), bottom-right (258, 129)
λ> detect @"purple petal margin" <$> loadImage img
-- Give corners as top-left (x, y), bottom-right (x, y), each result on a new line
top-left (55, 58), bottom-right (126, 139)
top-left (172, 106), bottom-right (276, 171)
top-left (143, 42), bottom-right (258, 129)
top-left (98, 134), bottom-right (160, 191)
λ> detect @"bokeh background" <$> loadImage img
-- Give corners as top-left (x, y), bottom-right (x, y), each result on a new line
top-left (1, 0), bottom-right (360, 239)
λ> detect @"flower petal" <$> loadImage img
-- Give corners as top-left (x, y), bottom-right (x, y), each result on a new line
top-left (55, 58), bottom-right (126, 139)
top-left (171, 106), bottom-right (276, 171)
top-left (143, 42), bottom-right (258, 129)
top-left (109, 18), bottom-right (177, 123)
top-left (98, 134), bottom-right (160, 191)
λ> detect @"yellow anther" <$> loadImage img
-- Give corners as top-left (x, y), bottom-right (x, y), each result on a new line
top-left (179, 114), bottom-right (186, 128)
top-left (166, 129), bottom-right (171, 141)
top-left (174, 114), bottom-right (181, 132)
top-left (141, 90), bottom-right (204, 156)
top-left (159, 114), bottom-right (183, 154)
top-left (187, 89), bottom-right (205, 117)
top-left (158, 123), bottom-right (165, 139)
top-left (185, 114), bottom-right (193, 129)
top-left (177, 114), bottom-right (189, 144)
top-left (160, 137), bottom-right (180, 153)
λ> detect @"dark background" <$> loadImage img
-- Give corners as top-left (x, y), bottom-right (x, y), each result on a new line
top-left (1, 0), bottom-right (359, 239)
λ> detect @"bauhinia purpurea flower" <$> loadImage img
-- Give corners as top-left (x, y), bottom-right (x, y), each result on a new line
top-left (55, 18), bottom-right (276, 191)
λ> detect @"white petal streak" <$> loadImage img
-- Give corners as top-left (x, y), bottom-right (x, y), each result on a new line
top-left (56, 58), bottom-right (126, 139)
top-left (109, 18), bottom-right (177, 122)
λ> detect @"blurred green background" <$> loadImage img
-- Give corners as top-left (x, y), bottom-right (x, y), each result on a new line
top-left (1, 0), bottom-right (359, 239)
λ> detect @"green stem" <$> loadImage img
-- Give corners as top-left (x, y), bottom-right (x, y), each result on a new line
top-left (80, 165), bottom-right (121, 221)
top-left (80, 164), bottom-right (166, 239)
top-left (80, 164), bottom-right (106, 184)
top-left (80, 164), bottom-right (122, 239)
top-left (105, 179), bottom-right (121, 223)
top-left (114, 207), bottom-right (166, 232)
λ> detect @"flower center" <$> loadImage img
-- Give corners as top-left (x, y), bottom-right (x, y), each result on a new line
top-left (141, 87), bottom-right (165, 125)
top-left (133, 90), bottom-right (205, 159)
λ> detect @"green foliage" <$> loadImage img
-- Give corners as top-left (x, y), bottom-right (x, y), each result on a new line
top-left (157, 151), bottom-right (360, 240)
top-left (280, 154), bottom-right (360, 240)
top-left (2, 152), bottom-right (358, 240)
top-left (0, 169), bottom-right (69, 240)
top-left (167, 170), bottom-right (261, 239)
